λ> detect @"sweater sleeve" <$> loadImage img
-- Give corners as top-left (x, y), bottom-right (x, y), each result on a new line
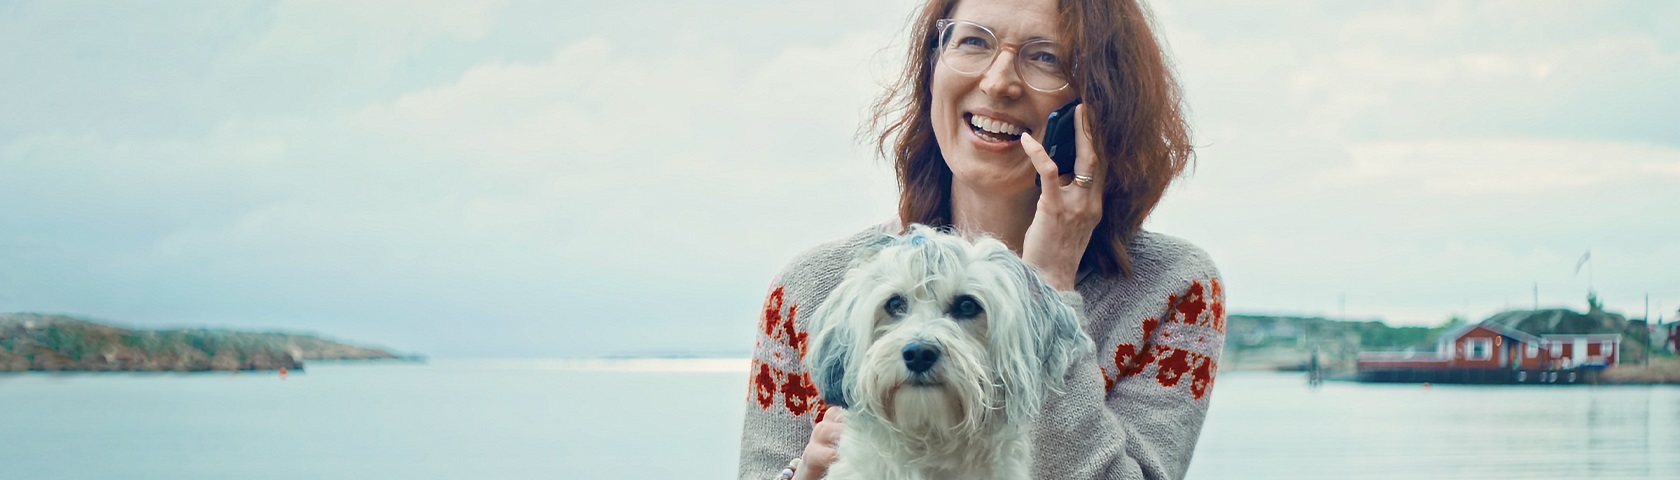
top-left (736, 279), bottom-right (827, 480)
top-left (1031, 263), bottom-right (1227, 479)
top-left (737, 228), bottom-right (869, 480)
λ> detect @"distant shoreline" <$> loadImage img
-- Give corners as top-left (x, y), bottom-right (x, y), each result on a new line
top-left (2, 313), bottom-right (416, 373)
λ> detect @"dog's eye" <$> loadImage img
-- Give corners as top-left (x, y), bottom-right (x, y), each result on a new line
top-left (950, 295), bottom-right (983, 319)
top-left (884, 294), bottom-right (907, 317)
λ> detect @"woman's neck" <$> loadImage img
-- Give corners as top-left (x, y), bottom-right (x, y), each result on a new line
top-left (949, 179), bottom-right (1037, 254)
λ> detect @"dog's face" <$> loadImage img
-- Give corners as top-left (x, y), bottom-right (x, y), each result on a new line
top-left (806, 225), bottom-right (1092, 436)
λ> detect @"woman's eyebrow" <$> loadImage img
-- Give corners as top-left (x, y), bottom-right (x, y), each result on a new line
top-left (950, 18), bottom-right (1060, 43)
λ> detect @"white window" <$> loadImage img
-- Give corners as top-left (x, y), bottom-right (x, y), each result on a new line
top-left (1467, 338), bottom-right (1493, 361)
top-left (1551, 342), bottom-right (1562, 357)
top-left (1526, 343), bottom-right (1539, 358)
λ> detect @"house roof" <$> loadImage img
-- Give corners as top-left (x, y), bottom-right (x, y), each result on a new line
top-left (1540, 334), bottom-right (1623, 341)
top-left (1484, 308), bottom-right (1618, 335)
top-left (1440, 320), bottom-right (1542, 344)
top-left (1437, 322), bottom-right (1479, 342)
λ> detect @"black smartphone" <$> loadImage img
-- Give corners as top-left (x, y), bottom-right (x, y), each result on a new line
top-left (1041, 100), bottom-right (1081, 175)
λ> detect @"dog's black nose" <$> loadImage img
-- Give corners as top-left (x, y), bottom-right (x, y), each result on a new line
top-left (902, 342), bottom-right (940, 374)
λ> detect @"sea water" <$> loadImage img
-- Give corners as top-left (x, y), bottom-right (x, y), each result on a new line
top-left (0, 360), bottom-right (1675, 479)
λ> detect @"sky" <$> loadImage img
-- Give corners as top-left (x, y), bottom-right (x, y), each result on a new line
top-left (1, 0), bottom-right (1676, 358)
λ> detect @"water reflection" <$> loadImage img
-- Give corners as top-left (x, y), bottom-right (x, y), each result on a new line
top-left (1188, 372), bottom-right (1680, 480)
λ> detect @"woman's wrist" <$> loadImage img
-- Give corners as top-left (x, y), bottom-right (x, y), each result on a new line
top-left (1045, 267), bottom-right (1077, 291)
top-left (1025, 249), bottom-right (1080, 291)
top-left (1021, 219), bottom-right (1092, 292)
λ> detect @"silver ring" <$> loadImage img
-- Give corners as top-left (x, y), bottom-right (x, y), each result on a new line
top-left (1073, 174), bottom-right (1095, 188)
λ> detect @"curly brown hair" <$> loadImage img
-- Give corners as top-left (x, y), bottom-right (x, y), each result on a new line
top-left (868, 0), bottom-right (1193, 277)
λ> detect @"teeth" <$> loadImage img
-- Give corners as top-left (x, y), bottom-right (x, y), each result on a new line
top-left (969, 114), bottom-right (1022, 136)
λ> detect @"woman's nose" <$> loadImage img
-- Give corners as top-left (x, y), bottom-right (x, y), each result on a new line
top-left (978, 50), bottom-right (1025, 100)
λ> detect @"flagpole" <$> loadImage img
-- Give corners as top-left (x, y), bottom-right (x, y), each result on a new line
top-left (1574, 250), bottom-right (1594, 302)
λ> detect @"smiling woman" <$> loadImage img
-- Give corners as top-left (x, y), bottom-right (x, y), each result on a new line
top-left (737, 0), bottom-right (1219, 478)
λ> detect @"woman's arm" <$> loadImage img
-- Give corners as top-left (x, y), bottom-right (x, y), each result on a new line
top-left (1032, 274), bottom-right (1226, 480)
top-left (737, 283), bottom-right (824, 480)
top-left (737, 229), bottom-right (871, 479)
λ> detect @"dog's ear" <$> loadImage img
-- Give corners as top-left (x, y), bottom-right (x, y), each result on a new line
top-left (1023, 267), bottom-right (1091, 389)
top-left (983, 245), bottom-right (1094, 424)
top-left (809, 231), bottom-right (915, 409)
top-left (805, 273), bottom-right (876, 410)
top-left (846, 231), bottom-right (897, 270)
top-left (805, 288), bottom-right (857, 408)
top-left (812, 331), bottom-right (851, 408)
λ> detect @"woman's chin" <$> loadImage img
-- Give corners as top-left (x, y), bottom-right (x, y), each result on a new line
top-left (947, 166), bottom-right (1039, 198)
top-left (939, 130), bottom-right (1039, 195)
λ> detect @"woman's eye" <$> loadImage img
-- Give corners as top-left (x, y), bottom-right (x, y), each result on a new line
top-left (957, 35), bottom-right (991, 50)
top-left (951, 295), bottom-right (983, 319)
top-left (1028, 51), bottom-right (1059, 66)
top-left (885, 295), bottom-right (907, 316)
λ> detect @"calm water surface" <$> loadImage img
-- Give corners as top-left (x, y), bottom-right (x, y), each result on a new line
top-left (0, 360), bottom-right (1675, 479)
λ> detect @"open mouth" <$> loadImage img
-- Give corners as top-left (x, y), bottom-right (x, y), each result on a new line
top-left (966, 113), bottom-right (1027, 143)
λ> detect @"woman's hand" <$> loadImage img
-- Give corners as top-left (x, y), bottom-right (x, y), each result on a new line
top-left (795, 406), bottom-right (846, 480)
top-left (1019, 104), bottom-right (1103, 291)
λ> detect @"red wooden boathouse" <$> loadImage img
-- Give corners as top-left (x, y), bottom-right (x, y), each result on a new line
top-left (1358, 320), bottom-right (1621, 384)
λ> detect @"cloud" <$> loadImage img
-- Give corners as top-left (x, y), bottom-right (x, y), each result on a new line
top-left (1, 11), bottom-right (904, 355)
top-left (1162, 0), bottom-right (1680, 145)
top-left (3, 0), bottom-right (1676, 355)
top-left (1332, 139), bottom-right (1680, 194)
top-left (1143, 1), bottom-right (1680, 325)
top-left (1157, 136), bottom-right (1680, 325)
top-left (257, 0), bottom-right (503, 49)
top-left (337, 31), bottom-right (902, 273)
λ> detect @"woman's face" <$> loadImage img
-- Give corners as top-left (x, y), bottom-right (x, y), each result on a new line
top-left (931, 0), bottom-right (1080, 196)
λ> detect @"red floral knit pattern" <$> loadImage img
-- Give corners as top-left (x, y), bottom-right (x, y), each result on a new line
top-left (749, 286), bottom-right (826, 419)
top-left (1105, 278), bottom-right (1225, 400)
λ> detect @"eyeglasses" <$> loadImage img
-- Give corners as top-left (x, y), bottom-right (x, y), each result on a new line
top-left (934, 19), bottom-right (1071, 93)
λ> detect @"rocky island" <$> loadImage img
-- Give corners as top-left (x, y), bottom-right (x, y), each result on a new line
top-left (0, 313), bottom-right (411, 372)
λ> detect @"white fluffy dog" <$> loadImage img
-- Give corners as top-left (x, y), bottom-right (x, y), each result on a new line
top-left (805, 225), bottom-right (1094, 480)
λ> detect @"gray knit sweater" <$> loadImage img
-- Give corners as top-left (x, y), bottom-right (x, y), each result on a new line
top-left (737, 224), bottom-right (1226, 479)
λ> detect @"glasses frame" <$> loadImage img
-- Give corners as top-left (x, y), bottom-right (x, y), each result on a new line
top-left (934, 19), bottom-right (1072, 93)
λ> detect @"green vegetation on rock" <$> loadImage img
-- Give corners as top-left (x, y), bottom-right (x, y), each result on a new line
top-left (1225, 306), bottom-right (1671, 378)
top-left (0, 313), bottom-right (406, 372)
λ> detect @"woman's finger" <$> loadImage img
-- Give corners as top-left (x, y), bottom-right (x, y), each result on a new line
top-left (1070, 104), bottom-right (1103, 193)
top-left (1021, 132), bottom-right (1065, 204)
top-left (813, 423), bottom-right (841, 445)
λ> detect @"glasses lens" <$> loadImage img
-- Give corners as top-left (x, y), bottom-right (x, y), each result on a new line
top-left (1019, 41), bottom-right (1070, 91)
top-left (937, 20), bottom-right (1070, 92)
top-left (939, 22), bottom-right (995, 75)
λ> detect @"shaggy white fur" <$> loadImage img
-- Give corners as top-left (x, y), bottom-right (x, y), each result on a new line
top-left (805, 225), bottom-right (1094, 480)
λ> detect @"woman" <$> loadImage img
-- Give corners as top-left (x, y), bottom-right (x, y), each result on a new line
top-left (738, 0), bottom-right (1223, 478)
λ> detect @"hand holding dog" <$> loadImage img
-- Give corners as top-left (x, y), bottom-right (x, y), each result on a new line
top-left (1020, 104), bottom-right (1104, 291)
top-left (796, 406), bottom-right (845, 480)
